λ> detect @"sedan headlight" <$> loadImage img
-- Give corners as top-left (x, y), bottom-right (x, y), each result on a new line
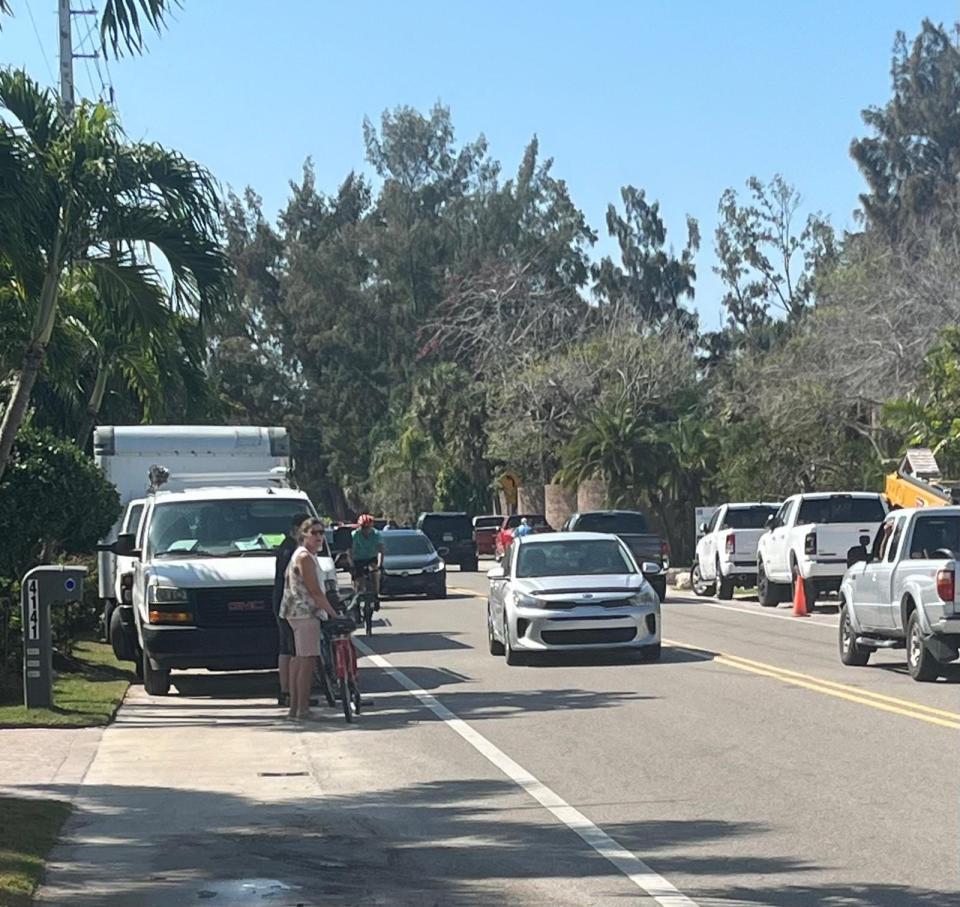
top-left (629, 589), bottom-right (658, 607)
top-left (425, 560), bottom-right (445, 573)
top-left (513, 591), bottom-right (541, 608)
top-left (148, 583), bottom-right (189, 604)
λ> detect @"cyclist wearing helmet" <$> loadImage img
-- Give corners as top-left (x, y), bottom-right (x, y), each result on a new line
top-left (350, 514), bottom-right (384, 600)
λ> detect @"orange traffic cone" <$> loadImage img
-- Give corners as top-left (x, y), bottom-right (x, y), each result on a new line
top-left (793, 575), bottom-right (808, 617)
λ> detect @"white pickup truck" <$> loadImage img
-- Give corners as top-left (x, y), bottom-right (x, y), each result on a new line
top-left (692, 502), bottom-right (780, 599)
top-left (756, 492), bottom-right (887, 607)
top-left (839, 506), bottom-right (960, 681)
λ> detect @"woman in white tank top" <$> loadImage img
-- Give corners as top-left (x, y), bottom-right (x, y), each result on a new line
top-left (280, 518), bottom-right (338, 720)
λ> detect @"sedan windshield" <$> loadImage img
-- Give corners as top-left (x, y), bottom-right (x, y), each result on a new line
top-left (383, 535), bottom-right (435, 557)
top-left (148, 499), bottom-right (313, 557)
top-left (516, 539), bottom-right (636, 578)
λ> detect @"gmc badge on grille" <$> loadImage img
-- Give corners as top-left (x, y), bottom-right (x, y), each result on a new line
top-left (227, 600), bottom-right (264, 611)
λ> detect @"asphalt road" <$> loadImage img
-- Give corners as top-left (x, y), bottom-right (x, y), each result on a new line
top-left (35, 567), bottom-right (960, 906)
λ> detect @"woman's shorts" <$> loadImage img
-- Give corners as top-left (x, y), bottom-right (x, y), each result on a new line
top-left (288, 617), bottom-right (321, 657)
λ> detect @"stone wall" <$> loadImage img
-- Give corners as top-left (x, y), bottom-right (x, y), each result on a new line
top-left (544, 483), bottom-right (576, 530)
top-left (576, 478), bottom-right (608, 512)
top-left (517, 484), bottom-right (545, 516)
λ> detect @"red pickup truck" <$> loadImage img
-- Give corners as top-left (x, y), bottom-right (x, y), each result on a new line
top-left (494, 514), bottom-right (552, 559)
top-left (473, 515), bottom-right (502, 557)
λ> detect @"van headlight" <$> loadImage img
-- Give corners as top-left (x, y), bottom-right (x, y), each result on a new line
top-left (148, 583), bottom-right (189, 604)
top-left (425, 560), bottom-right (445, 573)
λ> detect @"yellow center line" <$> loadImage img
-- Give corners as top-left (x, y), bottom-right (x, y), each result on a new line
top-left (449, 587), bottom-right (482, 598)
top-left (664, 638), bottom-right (960, 731)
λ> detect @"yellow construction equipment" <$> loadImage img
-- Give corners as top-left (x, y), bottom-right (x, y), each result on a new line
top-left (885, 447), bottom-right (960, 509)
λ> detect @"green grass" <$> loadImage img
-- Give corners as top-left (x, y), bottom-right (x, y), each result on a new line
top-left (0, 797), bottom-right (71, 907)
top-left (0, 641), bottom-right (134, 728)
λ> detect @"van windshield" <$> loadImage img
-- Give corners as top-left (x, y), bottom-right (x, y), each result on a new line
top-left (148, 499), bottom-right (315, 557)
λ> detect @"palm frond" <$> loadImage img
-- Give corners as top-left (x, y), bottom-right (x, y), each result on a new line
top-left (99, 0), bottom-right (180, 59)
top-left (0, 69), bottom-right (61, 151)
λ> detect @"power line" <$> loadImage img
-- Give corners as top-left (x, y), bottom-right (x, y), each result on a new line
top-left (25, 1), bottom-right (56, 84)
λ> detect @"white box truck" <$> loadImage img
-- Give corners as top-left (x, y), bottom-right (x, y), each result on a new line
top-left (94, 425), bottom-right (314, 680)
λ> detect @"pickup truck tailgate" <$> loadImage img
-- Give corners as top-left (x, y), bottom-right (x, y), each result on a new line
top-left (805, 523), bottom-right (876, 559)
top-left (620, 534), bottom-right (666, 565)
top-left (724, 528), bottom-right (766, 560)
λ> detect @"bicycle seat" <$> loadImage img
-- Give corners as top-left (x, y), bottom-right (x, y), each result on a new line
top-left (323, 616), bottom-right (357, 635)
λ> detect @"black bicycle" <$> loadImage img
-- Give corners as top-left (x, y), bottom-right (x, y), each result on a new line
top-left (351, 562), bottom-right (380, 636)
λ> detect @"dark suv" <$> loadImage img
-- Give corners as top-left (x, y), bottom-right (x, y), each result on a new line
top-left (416, 512), bottom-right (479, 571)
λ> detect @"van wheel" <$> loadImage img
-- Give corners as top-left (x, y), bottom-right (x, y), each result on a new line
top-left (142, 651), bottom-right (171, 696)
top-left (906, 610), bottom-right (939, 682)
top-left (839, 605), bottom-right (870, 666)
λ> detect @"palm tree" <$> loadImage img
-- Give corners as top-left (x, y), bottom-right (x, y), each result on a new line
top-left (0, 69), bottom-right (229, 479)
top-left (0, 1), bottom-right (177, 58)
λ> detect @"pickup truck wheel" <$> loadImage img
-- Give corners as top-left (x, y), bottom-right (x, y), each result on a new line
top-left (142, 651), bottom-right (171, 696)
top-left (757, 559), bottom-right (779, 607)
top-left (716, 560), bottom-right (735, 600)
top-left (651, 576), bottom-right (667, 603)
top-left (906, 610), bottom-right (940, 682)
top-left (839, 605), bottom-right (870, 666)
top-left (691, 562), bottom-right (715, 598)
top-left (790, 561), bottom-right (817, 611)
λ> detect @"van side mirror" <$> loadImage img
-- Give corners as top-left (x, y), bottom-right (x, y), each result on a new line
top-left (487, 566), bottom-right (505, 581)
top-left (698, 522), bottom-right (708, 534)
top-left (99, 532), bottom-right (140, 559)
top-left (764, 514), bottom-right (777, 530)
top-left (438, 547), bottom-right (450, 558)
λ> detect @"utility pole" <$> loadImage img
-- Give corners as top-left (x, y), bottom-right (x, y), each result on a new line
top-left (58, 0), bottom-right (75, 116)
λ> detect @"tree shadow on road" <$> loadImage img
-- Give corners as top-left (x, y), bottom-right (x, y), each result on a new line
top-left (21, 777), bottom-right (958, 907)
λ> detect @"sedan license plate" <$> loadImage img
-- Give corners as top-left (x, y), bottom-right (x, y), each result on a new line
top-left (443, 533), bottom-right (454, 542)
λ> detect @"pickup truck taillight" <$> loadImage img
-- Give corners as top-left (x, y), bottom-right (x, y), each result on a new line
top-left (936, 569), bottom-right (955, 602)
top-left (804, 532), bottom-right (817, 556)
top-left (725, 533), bottom-right (735, 555)
top-left (660, 540), bottom-right (671, 568)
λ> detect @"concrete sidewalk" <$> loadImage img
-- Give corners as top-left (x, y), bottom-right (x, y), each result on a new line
top-left (0, 724), bottom-right (104, 799)
top-left (32, 673), bottom-right (456, 907)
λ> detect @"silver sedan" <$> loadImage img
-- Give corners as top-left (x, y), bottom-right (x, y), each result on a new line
top-left (486, 532), bottom-right (662, 665)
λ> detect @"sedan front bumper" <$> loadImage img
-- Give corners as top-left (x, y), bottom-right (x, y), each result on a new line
top-left (509, 604), bottom-right (659, 651)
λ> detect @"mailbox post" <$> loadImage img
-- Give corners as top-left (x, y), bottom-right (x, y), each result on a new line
top-left (21, 565), bottom-right (87, 709)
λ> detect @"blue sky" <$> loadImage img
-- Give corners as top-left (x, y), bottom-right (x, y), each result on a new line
top-left (3, 1), bottom-right (957, 329)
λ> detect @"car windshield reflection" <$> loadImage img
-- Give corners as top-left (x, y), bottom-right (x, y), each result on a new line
top-left (516, 539), bottom-right (636, 578)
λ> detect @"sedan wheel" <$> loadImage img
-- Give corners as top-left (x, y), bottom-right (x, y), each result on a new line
top-left (691, 562), bottom-right (715, 598)
top-left (504, 616), bottom-right (525, 666)
top-left (487, 603), bottom-right (504, 656)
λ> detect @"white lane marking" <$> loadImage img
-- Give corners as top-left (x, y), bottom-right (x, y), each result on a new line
top-left (354, 639), bottom-right (698, 906)
top-left (670, 598), bottom-right (838, 630)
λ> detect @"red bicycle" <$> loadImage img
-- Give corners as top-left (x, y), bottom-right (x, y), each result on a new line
top-left (321, 616), bottom-right (362, 722)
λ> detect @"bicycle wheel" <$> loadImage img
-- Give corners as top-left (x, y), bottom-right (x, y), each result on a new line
top-left (314, 663), bottom-right (336, 708)
top-left (340, 675), bottom-right (353, 723)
